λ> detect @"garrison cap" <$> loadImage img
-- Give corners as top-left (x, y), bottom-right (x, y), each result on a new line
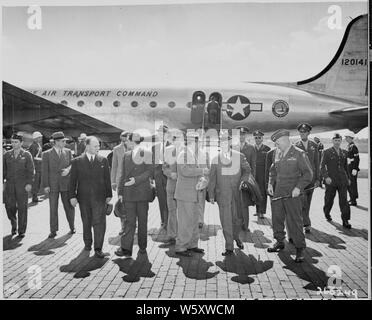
top-left (271, 129), bottom-right (290, 142)
top-left (297, 123), bottom-right (312, 133)
top-left (236, 126), bottom-right (249, 134)
top-left (32, 131), bottom-right (43, 139)
top-left (332, 133), bottom-right (342, 140)
top-left (11, 133), bottom-right (23, 141)
top-left (253, 130), bottom-right (264, 137)
top-left (344, 130), bottom-right (355, 138)
top-left (130, 132), bottom-right (143, 143)
top-left (120, 131), bottom-right (130, 137)
top-left (52, 131), bottom-right (67, 141)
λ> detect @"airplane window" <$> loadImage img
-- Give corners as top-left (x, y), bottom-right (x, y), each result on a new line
top-left (61, 100), bottom-right (68, 105)
top-left (150, 101), bottom-right (157, 108)
top-left (168, 101), bottom-right (176, 108)
top-left (95, 101), bottom-right (103, 107)
top-left (113, 100), bottom-right (120, 107)
top-left (131, 101), bottom-right (138, 108)
top-left (77, 100), bottom-right (84, 107)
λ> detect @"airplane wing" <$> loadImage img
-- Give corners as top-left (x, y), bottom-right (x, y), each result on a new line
top-left (329, 105), bottom-right (368, 133)
top-left (3, 81), bottom-right (123, 144)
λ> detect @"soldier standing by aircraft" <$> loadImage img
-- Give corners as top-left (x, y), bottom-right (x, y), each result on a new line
top-left (206, 96), bottom-right (220, 125)
top-left (252, 130), bottom-right (271, 219)
top-left (295, 123), bottom-right (320, 234)
top-left (235, 126), bottom-right (256, 231)
top-left (267, 129), bottom-right (313, 263)
top-left (320, 133), bottom-right (351, 229)
top-left (345, 131), bottom-right (360, 206)
top-left (320, 133), bottom-right (351, 228)
top-left (3, 133), bottom-right (35, 237)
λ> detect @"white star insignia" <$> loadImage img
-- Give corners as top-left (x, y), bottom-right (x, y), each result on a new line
top-left (228, 96), bottom-right (248, 117)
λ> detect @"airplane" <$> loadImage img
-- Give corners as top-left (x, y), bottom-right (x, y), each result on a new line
top-left (2, 14), bottom-right (368, 146)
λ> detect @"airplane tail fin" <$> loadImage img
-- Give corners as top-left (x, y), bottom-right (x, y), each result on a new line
top-left (295, 14), bottom-right (368, 103)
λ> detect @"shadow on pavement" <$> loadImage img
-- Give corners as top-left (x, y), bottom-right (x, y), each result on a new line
top-left (3, 235), bottom-right (23, 251)
top-left (253, 216), bottom-right (272, 226)
top-left (277, 244), bottom-right (328, 291)
top-left (216, 251), bottom-right (274, 285)
top-left (165, 249), bottom-right (219, 280)
top-left (240, 229), bottom-right (272, 249)
top-left (355, 204), bottom-right (368, 211)
top-left (199, 224), bottom-right (222, 241)
top-left (331, 221), bottom-right (368, 240)
top-left (60, 249), bottom-right (109, 278)
top-left (305, 227), bottom-right (346, 250)
top-left (28, 233), bottom-right (72, 255)
top-left (113, 252), bottom-right (155, 283)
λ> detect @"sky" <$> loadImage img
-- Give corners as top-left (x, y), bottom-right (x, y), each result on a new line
top-left (1, 1), bottom-right (369, 138)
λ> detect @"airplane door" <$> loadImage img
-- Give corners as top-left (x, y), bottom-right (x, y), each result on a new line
top-left (207, 92), bottom-right (222, 129)
top-left (191, 91), bottom-right (206, 125)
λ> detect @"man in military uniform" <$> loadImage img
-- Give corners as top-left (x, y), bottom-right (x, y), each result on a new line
top-left (29, 131), bottom-right (43, 203)
top-left (235, 126), bottom-right (256, 230)
top-left (3, 133), bottom-right (35, 237)
top-left (267, 129), bottom-right (313, 263)
top-left (295, 123), bottom-right (320, 233)
top-left (345, 131), bottom-right (360, 206)
top-left (252, 130), bottom-right (271, 219)
top-left (207, 96), bottom-right (220, 125)
top-left (321, 133), bottom-right (352, 228)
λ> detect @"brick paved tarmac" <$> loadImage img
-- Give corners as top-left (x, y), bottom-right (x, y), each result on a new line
top-left (2, 179), bottom-right (369, 299)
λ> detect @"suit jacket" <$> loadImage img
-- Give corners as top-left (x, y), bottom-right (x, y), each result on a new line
top-left (174, 147), bottom-right (204, 202)
top-left (208, 149), bottom-right (251, 204)
top-left (240, 142), bottom-right (256, 177)
top-left (320, 147), bottom-right (350, 186)
top-left (118, 148), bottom-right (153, 202)
top-left (69, 153), bottom-right (112, 203)
top-left (28, 141), bottom-right (42, 172)
top-left (111, 143), bottom-right (127, 186)
top-left (41, 147), bottom-right (73, 192)
top-left (265, 148), bottom-right (276, 188)
top-left (295, 140), bottom-right (320, 185)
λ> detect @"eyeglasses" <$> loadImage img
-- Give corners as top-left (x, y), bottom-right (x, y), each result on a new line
top-left (254, 137), bottom-right (262, 139)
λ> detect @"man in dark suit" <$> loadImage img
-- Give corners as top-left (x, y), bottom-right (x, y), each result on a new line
top-left (320, 133), bottom-right (351, 228)
top-left (41, 131), bottom-right (75, 238)
top-left (69, 136), bottom-right (112, 258)
top-left (345, 131), bottom-right (360, 206)
top-left (252, 130), bottom-right (271, 219)
top-left (29, 131), bottom-right (43, 203)
top-left (152, 125), bottom-right (170, 229)
top-left (295, 123), bottom-right (320, 233)
top-left (235, 126), bottom-right (256, 231)
top-left (115, 133), bottom-right (154, 257)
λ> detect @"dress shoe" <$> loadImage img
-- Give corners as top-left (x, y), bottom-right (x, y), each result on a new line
top-left (304, 226), bottom-right (311, 234)
top-left (84, 246), bottom-right (92, 251)
top-left (349, 201), bottom-right (357, 206)
top-left (198, 223), bottom-right (204, 229)
top-left (118, 230), bottom-right (124, 236)
top-left (253, 213), bottom-right (258, 216)
top-left (32, 197), bottom-right (40, 203)
top-left (164, 238), bottom-right (176, 245)
top-left (267, 242), bottom-right (285, 253)
top-left (188, 247), bottom-right (204, 253)
top-left (69, 228), bottom-right (76, 235)
top-left (94, 250), bottom-right (106, 259)
top-left (288, 238), bottom-right (294, 244)
top-left (138, 249), bottom-right (147, 254)
top-left (17, 233), bottom-right (25, 238)
top-left (222, 250), bottom-right (234, 256)
top-left (325, 214), bottom-right (332, 222)
top-left (235, 240), bottom-right (244, 250)
top-left (11, 229), bottom-right (17, 236)
top-left (115, 248), bottom-right (132, 257)
top-left (48, 232), bottom-right (57, 238)
top-left (176, 251), bottom-right (192, 257)
top-left (295, 248), bottom-right (305, 263)
top-left (342, 221), bottom-right (352, 229)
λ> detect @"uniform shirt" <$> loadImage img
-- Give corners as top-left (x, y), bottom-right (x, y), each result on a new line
top-left (320, 147), bottom-right (350, 186)
top-left (3, 148), bottom-right (35, 185)
top-left (347, 142), bottom-right (360, 171)
top-left (269, 145), bottom-right (313, 197)
top-left (28, 141), bottom-right (42, 172)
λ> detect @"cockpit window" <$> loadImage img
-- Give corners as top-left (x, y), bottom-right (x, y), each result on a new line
top-left (77, 100), bottom-right (84, 107)
top-left (95, 101), bottom-right (103, 107)
top-left (113, 100), bottom-right (120, 107)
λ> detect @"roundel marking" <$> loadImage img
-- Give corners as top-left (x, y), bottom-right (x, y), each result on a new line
top-left (272, 100), bottom-right (289, 117)
top-left (226, 95), bottom-right (251, 121)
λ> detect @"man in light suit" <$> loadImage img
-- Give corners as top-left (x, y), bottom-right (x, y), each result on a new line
top-left (208, 130), bottom-right (251, 256)
top-left (41, 131), bottom-right (75, 238)
top-left (111, 131), bottom-right (130, 235)
top-left (69, 136), bottom-right (112, 258)
top-left (115, 133), bottom-right (154, 257)
top-left (174, 131), bottom-right (210, 257)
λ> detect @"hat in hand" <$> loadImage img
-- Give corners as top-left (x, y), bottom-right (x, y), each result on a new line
top-left (114, 199), bottom-right (126, 218)
top-left (105, 203), bottom-right (113, 216)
